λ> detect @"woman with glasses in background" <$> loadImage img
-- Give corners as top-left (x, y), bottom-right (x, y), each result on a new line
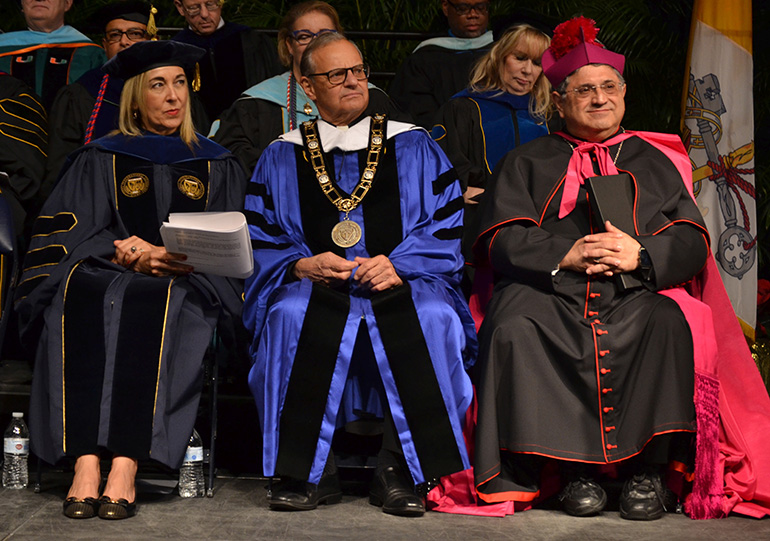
top-left (211, 1), bottom-right (407, 176)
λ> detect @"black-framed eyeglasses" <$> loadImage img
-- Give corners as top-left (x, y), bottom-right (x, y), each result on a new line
top-left (566, 81), bottom-right (625, 99)
top-left (177, 1), bottom-right (222, 17)
top-left (445, 0), bottom-right (489, 16)
top-left (104, 28), bottom-right (147, 44)
top-left (309, 64), bottom-right (370, 86)
top-left (290, 28), bottom-right (337, 45)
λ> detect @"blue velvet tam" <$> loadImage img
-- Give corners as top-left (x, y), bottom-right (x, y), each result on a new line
top-left (102, 40), bottom-right (204, 80)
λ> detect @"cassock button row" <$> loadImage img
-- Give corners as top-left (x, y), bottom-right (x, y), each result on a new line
top-left (602, 388), bottom-right (613, 394)
top-left (600, 350), bottom-right (610, 357)
top-left (597, 329), bottom-right (608, 335)
top-left (600, 368), bottom-right (611, 375)
top-left (605, 426), bottom-right (615, 432)
top-left (590, 292), bottom-right (601, 298)
top-left (603, 407), bottom-right (613, 413)
top-left (606, 444), bottom-right (617, 450)
top-left (588, 311), bottom-right (599, 317)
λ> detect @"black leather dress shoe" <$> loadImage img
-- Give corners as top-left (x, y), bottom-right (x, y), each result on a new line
top-left (619, 471), bottom-right (671, 521)
top-left (97, 496), bottom-right (136, 519)
top-left (369, 465), bottom-right (425, 517)
top-left (559, 478), bottom-right (607, 517)
top-left (268, 473), bottom-right (342, 511)
top-left (62, 497), bottom-right (99, 519)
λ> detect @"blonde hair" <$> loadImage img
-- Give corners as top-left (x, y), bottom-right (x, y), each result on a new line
top-left (469, 24), bottom-right (552, 120)
top-left (117, 69), bottom-right (198, 146)
top-left (277, 1), bottom-right (343, 67)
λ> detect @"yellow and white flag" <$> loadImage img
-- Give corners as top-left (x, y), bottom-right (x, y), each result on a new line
top-left (681, 0), bottom-right (756, 337)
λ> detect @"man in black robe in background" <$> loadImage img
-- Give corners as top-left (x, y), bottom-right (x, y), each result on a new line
top-left (388, 0), bottom-right (492, 129)
top-left (172, 0), bottom-right (282, 126)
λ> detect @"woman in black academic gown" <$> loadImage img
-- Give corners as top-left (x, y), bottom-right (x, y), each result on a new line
top-left (14, 40), bottom-right (245, 520)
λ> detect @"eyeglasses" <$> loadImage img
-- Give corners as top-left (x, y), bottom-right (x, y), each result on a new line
top-left (178, 1), bottom-right (222, 17)
top-left (567, 82), bottom-right (625, 99)
top-left (445, 1), bottom-right (489, 16)
top-left (104, 28), bottom-right (147, 44)
top-left (290, 28), bottom-right (337, 45)
top-left (309, 64), bottom-right (370, 86)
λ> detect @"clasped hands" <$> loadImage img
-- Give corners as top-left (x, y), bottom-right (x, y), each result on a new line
top-left (559, 221), bottom-right (641, 277)
top-left (112, 235), bottom-right (192, 277)
top-left (293, 252), bottom-right (402, 292)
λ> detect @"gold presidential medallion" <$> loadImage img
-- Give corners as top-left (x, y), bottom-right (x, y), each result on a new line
top-left (120, 173), bottom-right (150, 197)
top-left (302, 114), bottom-right (387, 249)
top-left (331, 220), bottom-right (362, 248)
top-left (177, 175), bottom-right (205, 200)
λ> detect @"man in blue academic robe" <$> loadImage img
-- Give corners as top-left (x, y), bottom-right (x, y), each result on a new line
top-left (243, 34), bottom-right (476, 517)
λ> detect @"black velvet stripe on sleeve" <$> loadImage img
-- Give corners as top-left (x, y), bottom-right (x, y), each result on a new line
top-left (275, 283), bottom-right (350, 480)
top-left (246, 182), bottom-right (275, 210)
top-left (432, 168), bottom-right (458, 195)
top-left (433, 225), bottom-right (463, 240)
top-left (371, 283), bottom-right (465, 479)
top-left (244, 210), bottom-right (285, 237)
top-left (251, 239), bottom-right (293, 251)
top-left (30, 212), bottom-right (77, 237)
top-left (434, 196), bottom-right (463, 222)
top-left (23, 245), bottom-right (67, 270)
top-left (13, 274), bottom-right (48, 301)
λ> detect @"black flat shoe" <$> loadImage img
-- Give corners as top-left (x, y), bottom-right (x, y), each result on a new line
top-left (559, 478), bottom-right (607, 517)
top-left (62, 497), bottom-right (99, 519)
top-left (369, 465), bottom-right (425, 517)
top-left (268, 473), bottom-right (342, 511)
top-left (97, 496), bottom-right (137, 520)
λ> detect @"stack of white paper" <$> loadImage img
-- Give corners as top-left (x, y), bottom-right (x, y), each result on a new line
top-left (160, 211), bottom-right (253, 279)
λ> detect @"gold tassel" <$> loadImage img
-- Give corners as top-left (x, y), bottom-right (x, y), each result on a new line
top-left (147, 5), bottom-right (158, 39)
top-left (192, 63), bottom-right (201, 92)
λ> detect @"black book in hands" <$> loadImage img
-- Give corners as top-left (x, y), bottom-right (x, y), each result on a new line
top-left (584, 173), bottom-right (643, 291)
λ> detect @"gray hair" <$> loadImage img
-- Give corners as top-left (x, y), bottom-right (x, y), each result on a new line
top-left (299, 32), bottom-right (363, 77)
top-left (556, 65), bottom-right (626, 95)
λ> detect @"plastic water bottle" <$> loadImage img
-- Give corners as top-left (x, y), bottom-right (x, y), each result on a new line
top-left (178, 428), bottom-right (205, 498)
top-left (3, 412), bottom-right (30, 489)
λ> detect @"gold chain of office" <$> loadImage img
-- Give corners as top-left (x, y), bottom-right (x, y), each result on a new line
top-left (302, 114), bottom-right (386, 247)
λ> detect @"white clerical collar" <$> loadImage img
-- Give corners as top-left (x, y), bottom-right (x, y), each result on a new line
top-left (279, 117), bottom-right (418, 151)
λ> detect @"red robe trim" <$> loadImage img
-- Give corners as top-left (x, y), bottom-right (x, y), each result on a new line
top-left (434, 132), bottom-right (770, 519)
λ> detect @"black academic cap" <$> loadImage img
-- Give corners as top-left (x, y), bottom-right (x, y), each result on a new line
top-left (96, 1), bottom-right (152, 28)
top-left (493, 10), bottom-right (559, 41)
top-left (102, 40), bottom-right (205, 80)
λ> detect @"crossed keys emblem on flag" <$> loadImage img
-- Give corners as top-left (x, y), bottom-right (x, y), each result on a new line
top-left (684, 72), bottom-right (756, 279)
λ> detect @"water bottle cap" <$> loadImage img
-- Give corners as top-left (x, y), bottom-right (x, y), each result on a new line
top-left (12, 412), bottom-right (23, 418)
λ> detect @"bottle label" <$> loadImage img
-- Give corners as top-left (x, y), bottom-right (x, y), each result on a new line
top-left (4, 438), bottom-right (29, 454)
top-left (184, 446), bottom-right (204, 463)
